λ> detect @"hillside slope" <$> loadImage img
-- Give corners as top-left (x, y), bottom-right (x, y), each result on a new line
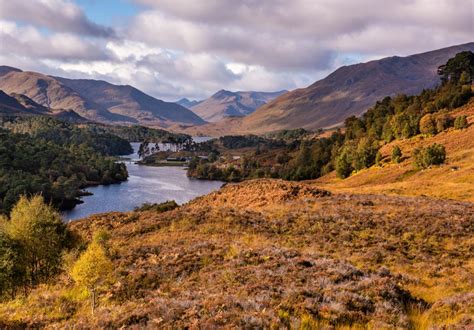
top-left (0, 69), bottom-right (117, 122)
top-left (190, 89), bottom-right (287, 122)
top-left (0, 90), bottom-right (43, 115)
top-left (315, 99), bottom-right (474, 201)
top-left (0, 66), bottom-right (205, 127)
top-left (0, 89), bottom-right (89, 122)
top-left (0, 179), bottom-right (472, 328)
top-left (239, 42), bottom-right (474, 133)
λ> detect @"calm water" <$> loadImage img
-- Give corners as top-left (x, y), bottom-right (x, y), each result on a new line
top-left (64, 141), bottom-right (222, 221)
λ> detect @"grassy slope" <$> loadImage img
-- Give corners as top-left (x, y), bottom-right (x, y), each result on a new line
top-left (315, 100), bottom-right (474, 202)
top-left (0, 180), bottom-right (472, 328)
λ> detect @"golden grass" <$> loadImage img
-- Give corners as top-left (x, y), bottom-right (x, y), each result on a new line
top-left (314, 100), bottom-right (474, 202)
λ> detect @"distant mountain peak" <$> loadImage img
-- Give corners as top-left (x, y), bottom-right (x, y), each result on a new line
top-left (190, 89), bottom-right (288, 122)
top-left (176, 98), bottom-right (202, 109)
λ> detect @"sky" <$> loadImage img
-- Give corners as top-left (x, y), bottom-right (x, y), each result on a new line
top-left (0, 0), bottom-right (472, 101)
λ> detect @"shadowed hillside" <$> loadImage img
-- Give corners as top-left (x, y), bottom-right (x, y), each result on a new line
top-left (0, 90), bottom-right (88, 122)
top-left (0, 90), bottom-right (44, 115)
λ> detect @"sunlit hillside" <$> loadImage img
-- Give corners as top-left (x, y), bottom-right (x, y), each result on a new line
top-left (0, 180), bottom-right (472, 328)
top-left (315, 98), bottom-right (474, 202)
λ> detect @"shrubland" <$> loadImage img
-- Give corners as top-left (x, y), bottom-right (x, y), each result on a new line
top-left (0, 180), bottom-right (471, 328)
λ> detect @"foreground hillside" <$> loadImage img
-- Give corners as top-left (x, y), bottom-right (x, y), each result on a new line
top-left (0, 180), bottom-right (472, 328)
top-left (315, 99), bottom-right (474, 202)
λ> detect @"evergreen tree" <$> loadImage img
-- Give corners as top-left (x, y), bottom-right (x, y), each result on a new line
top-left (454, 115), bottom-right (469, 129)
top-left (335, 149), bottom-right (353, 179)
top-left (437, 51), bottom-right (474, 84)
top-left (413, 144), bottom-right (446, 169)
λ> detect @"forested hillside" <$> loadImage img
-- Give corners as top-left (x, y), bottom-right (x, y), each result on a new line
top-left (0, 117), bottom-right (131, 214)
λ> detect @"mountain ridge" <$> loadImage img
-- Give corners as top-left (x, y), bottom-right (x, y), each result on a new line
top-left (0, 66), bottom-right (205, 127)
top-left (0, 89), bottom-right (90, 123)
top-left (175, 43), bottom-right (474, 136)
top-left (240, 42), bottom-right (474, 133)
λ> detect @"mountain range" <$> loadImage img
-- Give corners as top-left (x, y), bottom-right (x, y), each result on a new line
top-left (179, 42), bottom-right (474, 135)
top-left (188, 89), bottom-right (287, 122)
top-left (240, 42), bottom-right (474, 132)
top-left (1, 43), bottom-right (473, 133)
top-left (0, 66), bottom-right (205, 127)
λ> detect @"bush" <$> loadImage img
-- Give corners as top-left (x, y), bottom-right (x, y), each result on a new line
top-left (454, 115), bottom-right (468, 129)
top-left (413, 144), bottom-right (446, 169)
top-left (419, 114), bottom-right (437, 135)
top-left (391, 145), bottom-right (402, 163)
top-left (134, 200), bottom-right (179, 213)
top-left (435, 113), bottom-right (452, 132)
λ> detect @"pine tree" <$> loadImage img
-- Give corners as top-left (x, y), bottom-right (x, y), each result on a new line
top-left (335, 149), bottom-right (353, 179)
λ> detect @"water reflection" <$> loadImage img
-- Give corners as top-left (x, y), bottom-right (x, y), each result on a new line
top-left (64, 140), bottom-right (222, 221)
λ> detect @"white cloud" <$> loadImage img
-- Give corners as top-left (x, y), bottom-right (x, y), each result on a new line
top-left (0, 0), bottom-right (472, 101)
top-left (130, 0), bottom-right (472, 71)
top-left (0, 0), bottom-right (114, 37)
top-left (0, 20), bottom-right (108, 61)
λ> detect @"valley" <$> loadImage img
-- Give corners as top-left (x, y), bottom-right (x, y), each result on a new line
top-left (0, 42), bottom-right (473, 329)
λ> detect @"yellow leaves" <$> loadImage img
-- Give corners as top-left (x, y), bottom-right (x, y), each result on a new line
top-left (70, 239), bottom-right (113, 291)
top-left (6, 195), bottom-right (62, 243)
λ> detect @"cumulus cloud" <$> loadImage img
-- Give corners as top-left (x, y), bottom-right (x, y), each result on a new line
top-left (0, 0), bottom-right (115, 37)
top-left (0, 0), bottom-right (471, 101)
top-left (131, 0), bottom-right (472, 70)
top-left (0, 20), bottom-right (109, 61)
